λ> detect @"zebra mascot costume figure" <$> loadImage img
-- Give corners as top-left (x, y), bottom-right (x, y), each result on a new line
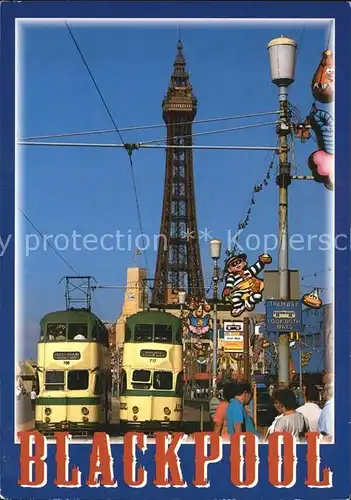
top-left (222, 253), bottom-right (272, 317)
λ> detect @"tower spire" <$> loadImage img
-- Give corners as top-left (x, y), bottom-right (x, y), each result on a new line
top-left (152, 41), bottom-right (205, 306)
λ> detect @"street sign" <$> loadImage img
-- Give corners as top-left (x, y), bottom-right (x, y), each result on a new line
top-left (223, 335), bottom-right (244, 352)
top-left (223, 320), bottom-right (244, 333)
top-left (266, 299), bottom-right (302, 332)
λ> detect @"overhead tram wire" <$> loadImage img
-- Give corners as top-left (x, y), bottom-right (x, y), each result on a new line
top-left (18, 208), bottom-right (80, 276)
top-left (139, 120), bottom-right (278, 146)
top-left (65, 21), bottom-right (149, 275)
top-left (20, 110), bottom-right (280, 142)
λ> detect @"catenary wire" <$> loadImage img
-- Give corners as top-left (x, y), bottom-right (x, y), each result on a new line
top-left (18, 207), bottom-right (80, 276)
top-left (65, 21), bottom-right (149, 275)
top-left (140, 121), bottom-right (278, 145)
top-left (20, 110), bottom-right (280, 142)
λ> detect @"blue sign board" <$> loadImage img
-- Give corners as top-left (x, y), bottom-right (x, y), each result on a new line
top-left (266, 299), bottom-right (302, 332)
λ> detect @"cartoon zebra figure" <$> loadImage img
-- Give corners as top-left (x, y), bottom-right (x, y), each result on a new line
top-left (222, 253), bottom-right (272, 317)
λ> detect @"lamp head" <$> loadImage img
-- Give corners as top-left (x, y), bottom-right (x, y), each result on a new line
top-left (210, 239), bottom-right (222, 260)
top-left (267, 36), bottom-right (297, 87)
top-left (178, 290), bottom-right (186, 305)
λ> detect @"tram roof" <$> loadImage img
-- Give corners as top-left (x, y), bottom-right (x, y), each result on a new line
top-left (40, 309), bottom-right (105, 327)
top-left (126, 310), bottom-right (181, 329)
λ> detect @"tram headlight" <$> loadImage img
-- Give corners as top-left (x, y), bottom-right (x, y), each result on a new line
top-left (132, 406), bottom-right (139, 414)
top-left (81, 407), bottom-right (89, 415)
top-left (45, 417), bottom-right (51, 423)
top-left (44, 407), bottom-right (52, 416)
top-left (164, 407), bottom-right (171, 415)
top-left (82, 416), bottom-right (89, 423)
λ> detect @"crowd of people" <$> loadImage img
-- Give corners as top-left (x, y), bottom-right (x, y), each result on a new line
top-left (211, 380), bottom-right (334, 443)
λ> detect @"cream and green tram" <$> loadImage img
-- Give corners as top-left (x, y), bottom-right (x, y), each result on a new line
top-left (35, 309), bottom-right (112, 434)
top-left (119, 311), bottom-right (184, 431)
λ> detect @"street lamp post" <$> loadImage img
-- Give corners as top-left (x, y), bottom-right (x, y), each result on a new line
top-left (210, 239), bottom-right (222, 395)
top-left (268, 36), bottom-right (297, 386)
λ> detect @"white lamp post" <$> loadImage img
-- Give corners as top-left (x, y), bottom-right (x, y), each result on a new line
top-left (210, 239), bottom-right (222, 395)
top-left (268, 36), bottom-right (297, 386)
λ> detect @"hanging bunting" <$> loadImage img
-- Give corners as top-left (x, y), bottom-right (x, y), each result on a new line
top-left (311, 50), bottom-right (334, 104)
top-left (302, 288), bottom-right (323, 309)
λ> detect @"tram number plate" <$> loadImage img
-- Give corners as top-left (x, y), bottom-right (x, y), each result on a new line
top-left (174, 403), bottom-right (182, 412)
top-left (53, 351), bottom-right (81, 360)
top-left (140, 349), bottom-right (167, 359)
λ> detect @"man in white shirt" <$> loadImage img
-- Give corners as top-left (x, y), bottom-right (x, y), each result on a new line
top-left (318, 384), bottom-right (334, 443)
top-left (30, 388), bottom-right (37, 412)
top-left (296, 384), bottom-right (322, 432)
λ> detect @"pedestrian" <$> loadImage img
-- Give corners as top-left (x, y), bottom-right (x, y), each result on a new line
top-left (226, 381), bottom-right (258, 435)
top-left (209, 390), bottom-right (221, 421)
top-left (268, 388), bottom-right (309, 442)
top-left (16, 384), bottom-right (21, 402)
top-left (30, 387), bottom-right (37, 412)
top-left (213, 382), bottom-right (236, 440)
top-left (318, 384), bottom-right (334, 443)
top-left (296, 384), bottom-right (322, 432)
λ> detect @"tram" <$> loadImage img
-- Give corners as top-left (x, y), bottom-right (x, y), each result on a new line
top-left (119, 310), bottom-right (184, 430)
top-left (35, 309), bottom-right (112, 434)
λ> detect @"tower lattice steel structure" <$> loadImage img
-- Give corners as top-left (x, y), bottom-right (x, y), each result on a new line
top-left (152, 41), bottom-right (205, 305)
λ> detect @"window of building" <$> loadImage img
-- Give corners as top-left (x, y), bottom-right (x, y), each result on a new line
top-left (47, 323), bottom-right (66, 341)
top-left (153, 371), bottom-right (173, 390)
top-left (314, 333), bottom-right (322, 347)
top-left (67, 370), bottom-right (89, 390)
top-left (154, 325), bottom-right (173, 343)
top-left (45, 370), bottom-right (65, 390)
top-left (67, 323), bottom-right (88, 340)
top-left (135, 324), bottom-right (153, 342)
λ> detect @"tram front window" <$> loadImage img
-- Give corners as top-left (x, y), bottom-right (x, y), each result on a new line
top-left (68, 370), bottom-right (89, 390)
top-left (153, 371), bottom-right (173, 390)
top-left (134, 324), bottom-right (153, 342)
top-left (68, 323), bottom-right (88, 340)
top-left (45, 370), bottom-right (64, 391)
top-left (154, 325), bottom-right (172, 343)
top-left (132, 369), bottom-right (151, 389)
top-left (47, 323), bottom-right (66, 341)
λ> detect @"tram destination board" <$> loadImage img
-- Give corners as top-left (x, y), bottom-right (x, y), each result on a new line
top-left (53, 351), bottom-right (81, 360)
top-left (140, 349), bottom-right (167, 358)
top-left (266, 299), bottom-right (302, 333)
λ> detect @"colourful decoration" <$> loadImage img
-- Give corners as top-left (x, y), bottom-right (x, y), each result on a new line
top-left (302, 288), bottom-right (323, 309)
top-left (311, 50), bottom-right (334, 104)
top-left (308, 105), bottom-right (334, 190)
top-left (222, 253), bottom-right (272, 317)
top-left (186, 299), bottom-right (212, 336)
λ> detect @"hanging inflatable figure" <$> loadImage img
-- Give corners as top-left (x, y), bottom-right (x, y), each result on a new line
top-left (222, 252), bottom-right (272, 317)
top-left (308, 103), bottom-right (334, 190)
top-left (308, 48), bottom-right (334, 190)
top-left (311, 49), bottom-right (334, 104)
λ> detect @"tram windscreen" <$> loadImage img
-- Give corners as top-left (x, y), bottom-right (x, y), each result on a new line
top-left (45, 370), bottom-right (64, 390)
top-left (154, 325), bottom-right (172, 343)
top-left (132, 369), bottom-right (151, 389)
top-left (47, 323), bottom-right (67, 341)
top-left (67, 323), bottom-right (88, 340)
top-left (68, 370), bottom-right (89, 390)
top-left (153, 371), bottom-right (173, 390)
top-left (135, 324), bottom-right (153, 341)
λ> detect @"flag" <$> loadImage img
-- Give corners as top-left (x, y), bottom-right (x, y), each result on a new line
top-left (135, 249), bottom-right (142, 255)
top-left (301, 351), bottom-right (313, 367)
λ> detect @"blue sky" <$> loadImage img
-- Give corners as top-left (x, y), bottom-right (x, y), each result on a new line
top-left (18, 20), bottom-right (333, 359)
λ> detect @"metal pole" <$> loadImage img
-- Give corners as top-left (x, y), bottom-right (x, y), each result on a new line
top-left (212, 260), bottom-right (219, 395)
top-left (277, 86), bottom-right (291, 386)
top-left (243, 317), bottom-right (250, 381)
top-left (299, 339), bottom-right (303, 390)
